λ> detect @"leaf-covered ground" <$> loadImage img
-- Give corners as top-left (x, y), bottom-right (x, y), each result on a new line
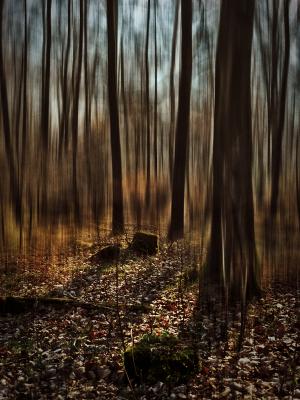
top-left (0, 239), bottom-right (299, 399)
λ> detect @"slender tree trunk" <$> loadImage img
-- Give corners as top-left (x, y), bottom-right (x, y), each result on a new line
top-left (41, 0), bottom-right (51, 153)
top-left (19, 0), bottom-right (28, 246)
top-left (15, 50), bottom-right (23, 170)
top-left (269, 0), bottom-right (279, 179)
top-left (83, 0), bottom-right (92, 209)
top-left (107, 0), bottom-right (124, 234)
top-left (40, 0), bottom-right (52, 220)
top-left (270, 0), bottom-right (290, 218)
top-left (153, 0), bottom-right (158, 222)
top-left (169, 0), bottom-right (180, 184)
top-left (0, 0), bottom-right (21, 223)
top-left (296, 131), bottom-right (300, 230)
top-left (168, 0), bottom-right (193, 240)
top-left (144, 0), bottom-right (151, 211)
top-left (59, 0), bottom-right (71, 157)
top-left (120, 37), bottom-right (130, 180)
top-left (72, 0), bottom-right (84, 223)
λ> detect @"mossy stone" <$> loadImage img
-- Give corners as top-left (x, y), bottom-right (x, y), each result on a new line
top-left (130, 232), bottom-right (158, 255)
top-left (89, 245), bottom-right (120, 264)
top-left (124, 333), bottom-right (198, 385)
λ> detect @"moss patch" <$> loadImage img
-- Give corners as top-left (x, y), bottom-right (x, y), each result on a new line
top-left (124, 333), bottom-right (198, 385)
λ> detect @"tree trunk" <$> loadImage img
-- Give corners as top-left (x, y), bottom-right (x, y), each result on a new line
top-left (270, 0), bottom-right (290, 218)
top-left (0, 0), bottom-right (21, 224)
top-left (59, 0), bottom-right (71, 158)
top-left (144, 0), bottom-right (151, 211)
top-left (107, 0), bottom-right (124, 234)
top-left (71, 0), bottom-right (84, 224)
top-left (169, 0), bottom-right (180, 185)
top-left (40, 0), bottom-right (52, 220)
top-left (208, 0), bottom-right (260, 301)
top-left (153, 0), bottom-right (158, 222)
top-left (168, 0), bottom-right (192, 240)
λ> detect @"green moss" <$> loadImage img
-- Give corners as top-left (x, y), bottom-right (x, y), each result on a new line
top-left (124, 333), bottom-right (198, 385)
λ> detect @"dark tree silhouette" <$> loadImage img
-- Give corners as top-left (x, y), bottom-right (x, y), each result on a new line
top-left (71, 0), bottom-right (84, 223)
top-left (0, 0), bottom-right (21, 223)
top-left (208, 0), bottom-right (260, 300)
top-left (270, 0), bottom-right (290, 218)
top-left (144, 0), bottom-right (151, 211)
top-left (168, 0), bottom-right (179, 184)
top-left (40, 0), bottom-right (52, 219)
top-left (59, 0), bottom-right (71, 158)
top-left (107, 0), bottom-right (124, 234)
top-left (168, 0), bottom-right (192, 240)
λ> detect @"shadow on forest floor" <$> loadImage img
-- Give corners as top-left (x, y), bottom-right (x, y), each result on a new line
top-left (0, 235), bottom-right (299, 399)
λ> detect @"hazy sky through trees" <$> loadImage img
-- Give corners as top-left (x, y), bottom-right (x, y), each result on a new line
top-left (0, 0), bottom-right (299, 252)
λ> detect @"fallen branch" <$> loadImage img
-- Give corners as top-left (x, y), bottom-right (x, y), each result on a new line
top-left (0, 296), bottom-right (150, 315)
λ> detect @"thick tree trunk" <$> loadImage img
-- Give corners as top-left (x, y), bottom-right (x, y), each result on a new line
top-left (168, 0), bottom-right (192, 240)
top-left (208, 0), bottom-right (260, 301)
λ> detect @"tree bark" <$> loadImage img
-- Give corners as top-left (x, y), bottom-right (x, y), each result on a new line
top-left (0, 0), bottom-right (21, 223)
top-left (208, 0), bottom-right (260, 300)
top-left (168, 0), bottom-right (193, 240)
top-left (144, 0), bottom-right (151, 211)
top-left (169, 0), bottom-right (180, 184)
top-left (71, 0), bottom-right (84, 224)
top-left (270, 0), bottom-right (290, 218)
top-left (107, 0), bottom-right (124, 234)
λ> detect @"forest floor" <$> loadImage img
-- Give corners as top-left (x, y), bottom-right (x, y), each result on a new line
top-left (0, 235), bottom-right (299, 399)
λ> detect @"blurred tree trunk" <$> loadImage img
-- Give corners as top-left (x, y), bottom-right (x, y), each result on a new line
top-left (169, 0), bottom-right (179, 184)
top-left (168, 0), bottom-right (192, 240)
top-left (72, 0), bottom-right (84, 223)
top-left (208, 0), bottom-right (260, 300)
top-left (0, 0), bottom-right (21, 224)
top-left (19, 0), bottom-right (28, 246)
top-left (84, 0), bottom-right (92, 194)
top-left (40, 0), bottom-right (52, 219)
top-left (144, 0), bottom-right (151, 211)
top-left (270, 0), bottom-right (290, 218)
top-left (296, 132), bottom-right (300, 230)
top-left (120, 37), bottom-right (130, 179)
top-left (59, 0), bottom-right (71, 158)
top-left (153, 0), bottom-right (158, 222)
top-left (107, 0), bottom-right (124, 234)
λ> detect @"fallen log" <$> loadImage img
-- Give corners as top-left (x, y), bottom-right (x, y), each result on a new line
top-left (0, 296), bottom-right (150, 315)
